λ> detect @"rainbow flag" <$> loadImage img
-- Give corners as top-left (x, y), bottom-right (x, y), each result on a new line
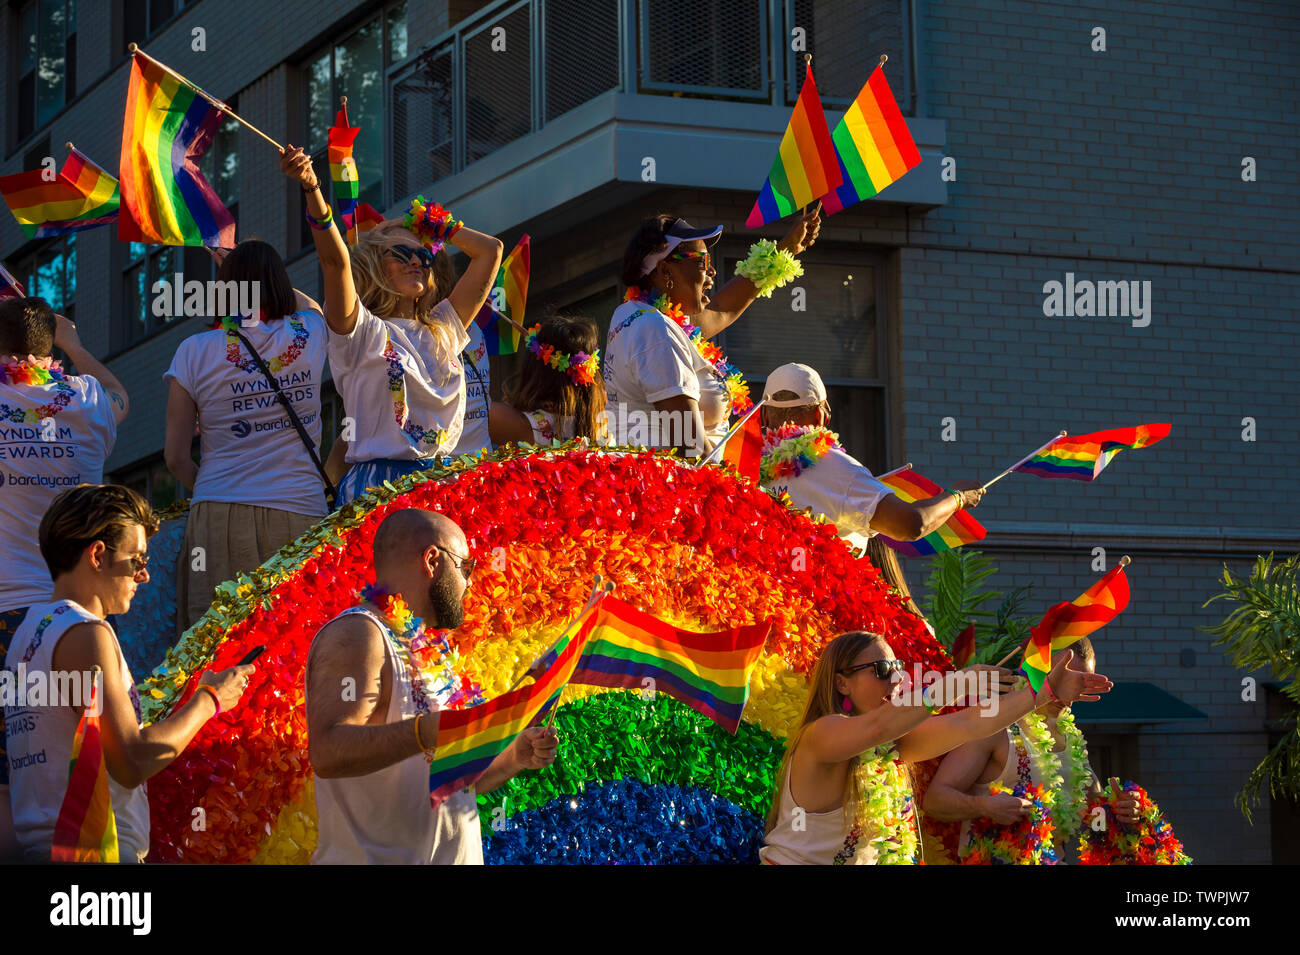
top-left (118, 51), bottom-right (235, 247)
top-left (0, 262), bottom-right (25, 301)
top-left (877, 467), bottom-right (986, 558)
top-left (0, 148), bottom-right (120, 239)
top-left (428, 605), bottom-right (587, 807)
top-left (1014, 424), bottom-right (1171, 481)
top-left (328, 103), bottom-right (361, 232)
top-left (1021, 625), bottom-right (1053, 695)
top-left (720, 409), bottom-right (763, 482)
top-left (473, 235), bottom-right (530, 355)
top-left (51, 674), bottom-right (118, 862)
top-left (1036, 564), bottom-right (1131, 652)
top-left (569, 597), bottom-right (771, 734)
top-left (745, 64), bottom-right (841, 228)
top-left (820, 64), bottom-right (922, 215)
top-left (951, 622), bottom-right (976, 669)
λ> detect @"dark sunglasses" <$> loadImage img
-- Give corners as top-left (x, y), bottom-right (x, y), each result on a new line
top-left (113, 550), bottom-right (150, 575)
top-left (432, 544), bottom-right (476, 579)
top-left (841, 659), bottom-right (905, 681)
top-left (384, 245), bottom-right (436, 269)
top-left (666, 249), bottom-right (712, 269)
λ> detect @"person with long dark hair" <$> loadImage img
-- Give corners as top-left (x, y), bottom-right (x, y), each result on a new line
top-left (493, 315), bottom-right (607, 446)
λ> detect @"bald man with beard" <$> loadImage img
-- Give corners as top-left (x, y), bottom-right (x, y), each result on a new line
top-left (306, 508), bottom-right (558, 864)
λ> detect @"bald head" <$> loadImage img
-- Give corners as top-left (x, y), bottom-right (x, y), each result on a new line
top-left (372, 508), bottom-right (466, 577)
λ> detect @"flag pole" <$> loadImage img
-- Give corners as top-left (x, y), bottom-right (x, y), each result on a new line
top-left (877, 462), bottom-right (912, 480)
top-left (508, 575), bottom-right (609, 693)
top-left (981, 430), bottom-right (1066, 491)
top-left (339, 95), bottom-right (350, 129)
top-left (698, 398), bottom-right (768, 468)
top-left (541, 579), bottom-right (616, 728)
top-left (127, 44), bottom-right (285, 152)
top-left (992, 555), bottom-right (1132, 668)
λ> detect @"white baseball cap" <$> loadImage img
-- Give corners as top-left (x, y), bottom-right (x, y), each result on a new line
top-left (763, 363), bottom-right (828, 407)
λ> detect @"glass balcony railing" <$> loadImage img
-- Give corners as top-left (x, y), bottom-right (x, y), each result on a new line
top-left (387, 0), bottom-right (913, 201)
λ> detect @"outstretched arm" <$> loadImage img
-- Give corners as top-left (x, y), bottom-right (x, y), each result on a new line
top-left (475, 726), bottom-right (559, 793)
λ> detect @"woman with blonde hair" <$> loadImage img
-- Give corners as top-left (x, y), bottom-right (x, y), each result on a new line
top-left (281, 147), bottom-right (503, 504)
top-left (760, 630), bottom-right (1112, 865)
top-left (492, 315), bottom-right (607, 446)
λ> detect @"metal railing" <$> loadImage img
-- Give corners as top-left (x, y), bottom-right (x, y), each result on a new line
top-left (387, 0), bottom-right (911, 201)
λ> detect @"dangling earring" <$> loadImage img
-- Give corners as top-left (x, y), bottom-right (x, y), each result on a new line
top-left (665, 278), bottom-right (674, 291)
top-left (841, 695), bottom-right (853, 713)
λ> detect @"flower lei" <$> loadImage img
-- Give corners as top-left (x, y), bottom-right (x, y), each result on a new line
top-left (759, 424), bottom-right (841, 484)
top-left (524, 324), bottom-right (600, 386)
top-left (0, 357), bottom-right (75, 423)
top-left (359, 584), bottom-right (485, 712)
top-left (221, 315), bottom-right (308, 375)
top-left (403, 196), bottom-right (462, 254)
top-left (623, 287), bottom-right (753, 415)
top-left (1078, 782), bottom-right (1192, 865)
top-left (961, 716), bottom-right (1062, 864)
top-left (734, 238), bottom-right (803, 298)
top-left (1051, 708), bottom-right (1092, 845)
top-left (842, 743), bottom-right (920, 865)
top-left (381, 334), bottom-right (447, 451)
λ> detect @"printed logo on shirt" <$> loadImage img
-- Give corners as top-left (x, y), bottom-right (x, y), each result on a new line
top-left (228, 368), bottom-right (315, 414)
top-left (231, 420), bottom-right (252, 438)
top-left (0, 471), bottom-right (81, 489)
top-left (0, 422), bottom-right (78, 462)
top-left (230, 413), bottom-right (318, 439)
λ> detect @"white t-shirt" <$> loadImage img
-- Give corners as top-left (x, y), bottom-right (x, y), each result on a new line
top-left (0, 370), bottom-right (116, 612)
top-left (5, 600), bottom-right (151, 862)
top-left (764, 445), bottom-right (895, 546)
top-left (165, 311), bottom-right (329, 517)
top-left (603, 300), bottom-right (729, 451)
top-left (328, 300), bottom-right (469, 463)
top-left (452, 321), bottom-right (492, 456)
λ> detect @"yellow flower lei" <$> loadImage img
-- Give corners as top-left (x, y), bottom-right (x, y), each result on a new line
top-left (1050, 708), bottom-right (1092, 844)
top-left (849, 743), bottom-right (919, 865)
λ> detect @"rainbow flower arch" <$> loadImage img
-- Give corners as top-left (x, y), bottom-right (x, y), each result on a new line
top-left (137, 446), bottom-right (948, 864)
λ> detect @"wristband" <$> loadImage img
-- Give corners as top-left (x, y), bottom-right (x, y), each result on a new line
top-left (302, 181), bottom-right (321, 192)
top-left (305, 205), bottom-right (334, 231)
top-left (196, 684), bottom-right (222, 716)
top-left (414, 713), bottom-right (435, 763)
top-left (948, 488), bottom-right (964, 508)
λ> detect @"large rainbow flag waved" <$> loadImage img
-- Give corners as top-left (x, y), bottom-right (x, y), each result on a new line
top-left (473, 235), bottom-right (530, 355)
top-left (820, 63), bottom-right (922, 215)
top-left (877, 467), bottom-right (986, 558)
top-left (0, 147), bottom-right (120, 239)
top-left (745, 64), bottom-right (841, 228)
top-left (1015, 424), bottom-right (1171, 481)
top-left (569, 597), bottom-right (771, 735)
top-left (118, 51), bottom-right (235, 248)
top-left (50, 673), bottom-right (118, 863)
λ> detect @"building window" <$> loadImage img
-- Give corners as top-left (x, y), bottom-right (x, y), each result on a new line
top-left (14, 0), bottom-right (78, 143)
top-left (12, 233), bottom-right (77, 321)
top-left (121, 0), bottom-right (199, 53)
top-left (300, 2), bottom-right (408, 250)
top-left (112, 453), bottom-right (183, 510)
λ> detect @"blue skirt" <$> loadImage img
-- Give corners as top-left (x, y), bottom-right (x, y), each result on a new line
top-left (337, 458), bottom-right (440, 506)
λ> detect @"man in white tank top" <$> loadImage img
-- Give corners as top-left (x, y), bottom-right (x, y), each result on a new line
top-left (3, 484), bottom-right (252, 862)
top-left (306, 508), bottom-right (558, 864)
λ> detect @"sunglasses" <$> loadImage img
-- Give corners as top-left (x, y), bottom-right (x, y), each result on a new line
top-left (384, 245), bottom-right (436, 269)
top-left (432, 544), bottom-right (476, 579)
top-left (113, 550), bottom-right (150, 575)
top-left (841, 659), bottom-right (905, 681)
top-left (666, 250), bottom-right (712, 269)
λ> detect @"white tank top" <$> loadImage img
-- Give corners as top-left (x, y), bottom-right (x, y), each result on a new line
top-left (310, 607), bottom-right (481, 865)
top-left (3, 600), bottom-right (151, 862)
top-left (759, 740), bottom-right (883, 865)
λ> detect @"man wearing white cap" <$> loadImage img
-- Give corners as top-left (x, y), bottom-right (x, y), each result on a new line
top-left (759, 363), bottom-right (986, 550)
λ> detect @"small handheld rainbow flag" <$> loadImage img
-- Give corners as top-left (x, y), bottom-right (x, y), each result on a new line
top-left (51, 670), bottom-right (118, 863)
top-left (0, 147), bottom-right (120, 239)
top-left (1036, 562), bottom-right (1131, 652)
top-left (118, 51), bottom-right (235, 247)
top-left (877, 467), bottom-right (986, 558)
top-left (951, 622), bottom-right (976, 669)
top-left (1021, 627), bottom-right (1052, 693)
top-left (717, 405), bottom-right (764, 482)
top-left (820, 61), bottom-right (921, 215)
top-left (745, 63), bottom-right (841, 228)
top-left (328, 101), bottom-right (361, 234)
top-left (473, 235), bottom-right (530, 355)
top-left (569, 597), bottom-right (771, 734)
top-left (1014, 424), bottom-right (1170, 481)
top-left (0, 262), bottom-right (25, 301)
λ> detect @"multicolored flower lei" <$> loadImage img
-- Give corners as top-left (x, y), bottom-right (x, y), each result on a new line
top-left (962, 781), bottom-right (1058, 865)
top-left (845, 743), bottom-right (920, 865)
top-left (623, 287), bottom-right (753, 416)
top-left (1051, 708), bottom-right (1093, 845)
top-left (221, 314), bottom-right (308, 375)
top-left (759, 424), bottom-right (841, 484)
top-left (359, 584), bottom-right (485, 712)
top-left (1078, 782), bottom-right (1192, 865)
top-left (381, 334), bottom-right (448, 451)
top-left (524, 324), bottom-right (600, 386)
top-left (403, 196), bottom-right (462, 254)
top-left (0, 357), bottom-right (75, 423)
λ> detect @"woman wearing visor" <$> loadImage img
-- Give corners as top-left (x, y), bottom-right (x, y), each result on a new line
top-left (605, 209), bottom-right (821, 456)
top-left (281, 145), bottom-right (503, 505)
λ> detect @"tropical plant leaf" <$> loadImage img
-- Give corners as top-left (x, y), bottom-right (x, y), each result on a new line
top-left (922, 549), bottom-right (1001, 649)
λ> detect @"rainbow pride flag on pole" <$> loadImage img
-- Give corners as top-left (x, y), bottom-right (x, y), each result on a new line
top-left (1014, 424), bottom-right (1171, 481)
top-left (51, 671), bottom-right (118, 862)
top-left (820, 63), bottom-right (922, 215)
top-left (118, 51), bottom-right (236, 247)
top-left (0, 262), bottom-right (25, 301)
top-left (1021, 627), bottom-right (1052, 693)
top-left (877, 467), bottom-right (986, 558)
top-left (473, 235), bottom-right (530, 355)
top-left (1036, 564), bottom-right (1131, 651)
top-left (0, 147), bottom-right (120, 239)
top-left (328, 102), bottom-right (361, 237)
top-left (745, 63), bottom-right (841, 228)
top-left (569, 597), bottom-right (771, 734)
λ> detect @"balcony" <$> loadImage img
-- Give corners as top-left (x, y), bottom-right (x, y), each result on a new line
top-left (386, 0), bottom-right (947, 231)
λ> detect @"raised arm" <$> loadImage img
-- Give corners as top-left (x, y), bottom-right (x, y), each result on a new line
top-left (305, 613), bottom-right (437, 778)
top-left (164, 379), bottom-right (199, 491)
top-left (280, 144), bottom-right (359, 336)
top-left (54, 315), bottom-right (128, 426)
top-left (444, 227), bottom-right (503, 329)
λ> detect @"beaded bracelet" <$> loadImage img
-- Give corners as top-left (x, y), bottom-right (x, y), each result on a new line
top-left (305, 205), bottom-right (334, 231)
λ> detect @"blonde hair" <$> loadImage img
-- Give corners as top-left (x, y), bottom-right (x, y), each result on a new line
top-left (351, 220), bottom-right (458, 367)
top-left (865, 536), bottom-right (926, 620)
top-left (764, 631), bottom-right (886, 834)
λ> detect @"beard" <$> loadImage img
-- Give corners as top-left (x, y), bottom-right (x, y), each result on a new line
top-left (426, 561), bottom-right (466, 630)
